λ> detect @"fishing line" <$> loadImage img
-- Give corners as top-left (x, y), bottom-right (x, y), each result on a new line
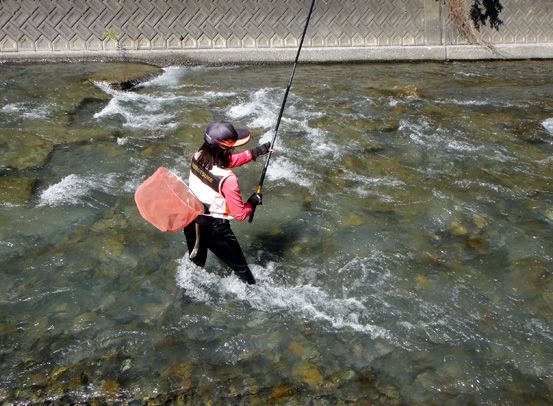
top-left (249, 0), bottom-right (316, 223)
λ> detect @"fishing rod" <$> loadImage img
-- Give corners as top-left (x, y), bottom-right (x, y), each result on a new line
top-left (249, 0), bottom-right (316, 223)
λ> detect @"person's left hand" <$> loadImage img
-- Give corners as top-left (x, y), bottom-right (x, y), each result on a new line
top-left (250, 142), bottom-right (272, 161)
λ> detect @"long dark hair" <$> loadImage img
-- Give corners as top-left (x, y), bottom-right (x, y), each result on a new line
top-left (195, 141), bottom-right (232, 170)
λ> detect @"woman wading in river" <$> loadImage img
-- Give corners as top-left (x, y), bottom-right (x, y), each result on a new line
top-left (184, 121), bottom-right (271, 284)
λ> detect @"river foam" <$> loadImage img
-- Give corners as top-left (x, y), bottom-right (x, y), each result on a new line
top-left (92, 81), bottom-right (181, 131)
top-left (38, 172), bottom-right (127, 207)
top-left (1, 102), bottom-right (54, 120)
top-left (38, 174), bottom-right (94, 207)
top-left (542, 117), bottom-right (553, 138)
top-left (175, 256), bottom-right (388, 338)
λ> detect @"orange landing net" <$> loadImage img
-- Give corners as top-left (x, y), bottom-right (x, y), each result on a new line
top-left (134, 167), bottom-right (204, 232)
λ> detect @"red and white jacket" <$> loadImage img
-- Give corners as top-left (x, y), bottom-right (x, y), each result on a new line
top-left (188, 150), bottom-right (254, 221)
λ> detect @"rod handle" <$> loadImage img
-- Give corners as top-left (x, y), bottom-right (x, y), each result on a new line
top-left (248, 206), bottom-right (257, 223)
top-left (248, 186), bottom-right (263, 223)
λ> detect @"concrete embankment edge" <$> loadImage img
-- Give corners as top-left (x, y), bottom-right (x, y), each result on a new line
top-left (2, 44), bottom-right (553, 66)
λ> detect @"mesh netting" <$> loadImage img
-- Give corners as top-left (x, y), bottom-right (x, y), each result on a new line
top-left (135, 167), bottom-right (204, 232)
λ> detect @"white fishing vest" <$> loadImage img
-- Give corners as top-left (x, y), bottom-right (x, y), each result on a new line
top-left (188, 153), bottom-right (235, 220)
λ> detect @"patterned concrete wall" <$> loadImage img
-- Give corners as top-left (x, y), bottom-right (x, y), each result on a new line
top-left (442, 0), bottom-right (553, 45)
top-left (1, 0), bottom-right (552, 62)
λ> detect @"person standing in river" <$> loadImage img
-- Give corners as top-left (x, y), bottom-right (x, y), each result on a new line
top-left (183, 121), bottom-right (271, 284)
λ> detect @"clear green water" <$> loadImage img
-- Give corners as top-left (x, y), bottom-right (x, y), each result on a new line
top-left (1, 61), bottom-right (553, 405)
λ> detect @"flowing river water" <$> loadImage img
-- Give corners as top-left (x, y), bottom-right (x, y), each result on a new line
top-left (1, 60), bottom-right (553, 405)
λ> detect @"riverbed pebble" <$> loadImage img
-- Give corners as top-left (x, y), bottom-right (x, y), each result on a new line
top-left (293, 361), bottom-right (324, 388)
top-left (447, 220), bottom-right (468, 236)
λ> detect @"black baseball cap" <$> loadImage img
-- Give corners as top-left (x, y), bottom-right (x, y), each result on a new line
top-left (204, 121), bottom-right (251, 150)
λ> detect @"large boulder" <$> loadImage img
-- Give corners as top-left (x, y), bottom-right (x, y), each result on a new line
top-left (87, 63), bottom-right (163, 91)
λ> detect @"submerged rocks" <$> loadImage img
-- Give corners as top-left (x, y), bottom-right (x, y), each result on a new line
top-left (72, 311), bottom-right (98, 332)
top-left (293, 361), bottom-right (324, 389)
top-left (310, 118), bottom-right (386, 152)
top-left (0, 64), bottom-right (165, 153)
top-left (0, 177), bottom-right (35, 205)
top-left (364, 118), bottom-right (401, 134)
top-left (268, 382), bottom-right (297, 403)
top-left (473, 215), bottom-right (488, 229)
top-left (447, 220), bottom-right (468, 236)
top-left (415, 274), bottom-right (431, 289)
top-left (346, 213), bottom-right (365, 227)
top-left (393, 85), bottom-right (423, 99)
top-left (101, 379), bottom-right (121, 395)
top-left (364, 85), bottom-right (425, 100)
top-left (510, 120), bottom-right (552, 144)
top-left (432, 211), bottom-right (495, 260)
top-left (0, 130), bottom-right (54, 170)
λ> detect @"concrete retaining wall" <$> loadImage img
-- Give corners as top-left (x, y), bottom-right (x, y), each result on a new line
top-left (1, 0), bottom-right (553, 64)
